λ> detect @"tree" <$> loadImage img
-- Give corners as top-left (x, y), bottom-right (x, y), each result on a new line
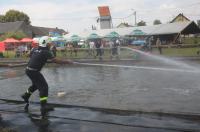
top-left (0, 15), bottom-right (5, 23)
top-left (137, 20), bottom-right (146, 26)
top-left (197, 20), bottom-right (200, 28)
top-left (3, 10), bottom-right (31, 25)
top-left (153, 19), bottom-right (162, 25)
top-left (0, 31), bottom-right (27, 41)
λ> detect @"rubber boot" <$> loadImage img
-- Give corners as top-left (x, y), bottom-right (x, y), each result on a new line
top-left (21, 92), bottom-right (31, 111)
top-left (40, 100), bottom-right (54, 116)
top-left (21, 92), bottom-right (31, 103)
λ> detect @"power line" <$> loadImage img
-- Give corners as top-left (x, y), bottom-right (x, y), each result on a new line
top-left (112, 13), bottom-right (133, 20)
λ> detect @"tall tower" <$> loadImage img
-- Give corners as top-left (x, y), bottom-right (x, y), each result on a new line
top-left (97, 6), bottom-right (112, 29)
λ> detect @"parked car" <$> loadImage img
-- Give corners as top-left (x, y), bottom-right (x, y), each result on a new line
top-left (78, 40), bottom-right (85, 46)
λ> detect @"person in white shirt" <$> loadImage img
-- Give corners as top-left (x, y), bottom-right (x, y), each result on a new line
top-left (116, 39), bottom-right (121, 56)
top-left (89, 41), bottom-right (95, 57)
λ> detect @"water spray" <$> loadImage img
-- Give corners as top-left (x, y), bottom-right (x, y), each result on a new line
top-left (69, 46), bottom-right (199, 73)
top-left (122, 47), bottom-right (198, 70)
top-left (73, 62), bottom-right (200, 73)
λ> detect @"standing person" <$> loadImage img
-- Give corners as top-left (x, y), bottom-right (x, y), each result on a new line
top-left (100, 40), bottom-right (104, 56)
top-left (148, 36), bottom-right (153, 52)
top-left (73, 41), bottom-right (78, 57)
top-left (84, 41), bottom-right (91, 58)
top-left (21, 36), bottom-right (73, 116)
top-left (116, 39), bottom-right (121, 58)
top-left (89, 41), bottom-right (95, 57)
top-left (156, 38), bottom-right (162, 54)
top-left (50, 43), bottom-right (57, 57)
top-left (95, 40), bottom-right (102, 60)
top-left (111, 39), bottom-right (118, 59)
top-left (67, 43), bottom-right (73, 56)
top-left (108, 40), bottom-right (114, 59)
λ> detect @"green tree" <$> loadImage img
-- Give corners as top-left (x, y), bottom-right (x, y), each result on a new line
top-left (197, 20), bottom-right (200, 28)
top-left (0, 31), bottom-right (27, 41)
top-left (153, 19), bottom-right (162, 25)
top-left (137, 20), bottom-right (146, 26)
top-left (0, 15), bottom-right (5, 23)
top-left (4, 9), bottom-right (31, 25)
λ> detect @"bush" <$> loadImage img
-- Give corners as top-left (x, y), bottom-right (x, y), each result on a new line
top-left (0, 31), bottom-right (27, 41)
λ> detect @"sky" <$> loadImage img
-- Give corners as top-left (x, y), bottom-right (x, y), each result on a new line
top-left (0, 0), bottom-right (200, 33)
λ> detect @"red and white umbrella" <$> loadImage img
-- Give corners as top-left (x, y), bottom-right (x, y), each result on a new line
top-left (20, 38), bottom-right (33, 43)
top-left (0, 42), bottom-right (5, 52)
top-left (3, 38), bottom-right (20, 43)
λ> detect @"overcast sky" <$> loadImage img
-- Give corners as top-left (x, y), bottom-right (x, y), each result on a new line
top-left (0, 0), bottom-right (200, 33)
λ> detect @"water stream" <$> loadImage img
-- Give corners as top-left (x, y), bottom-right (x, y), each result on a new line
top-left (0, 48), bottom-right (200, 131)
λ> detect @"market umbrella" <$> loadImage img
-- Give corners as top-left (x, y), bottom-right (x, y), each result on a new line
top-left (3, 38), bottom-right (20, 49)
top-left (2, 38), bottom-right (20, 57)
top-left (0, 42), bottom-right (5, 52)
top-left (3, 38), bottom-right (20, 43)
top-left (69, 35), bottom-right (81, 42)
top-left (51, 37), bottom-right (59, 41)
top-left (51, 36), bottom-right (66, 42)
top-left (20, 38), bottom-right (33, 43)
top-left (87, 33), bottom-right (101, 40)
top-left (50, 36), bottom-right (66, 47)
top-left (130, 29), bottom-right (146, 36)
top-left (105, 31), bottom-right (120, 38)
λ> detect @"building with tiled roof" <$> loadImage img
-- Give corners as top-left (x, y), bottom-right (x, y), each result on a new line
top-left (0, 21), bottom-right (67, 38)
top-left (171, 13), bottom-right (190, 23)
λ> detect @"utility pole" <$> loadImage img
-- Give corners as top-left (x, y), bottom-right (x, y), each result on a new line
top-left (134, 11), bottom-right (137, 26)
top-left (131, 9), bottom-right (137, 26)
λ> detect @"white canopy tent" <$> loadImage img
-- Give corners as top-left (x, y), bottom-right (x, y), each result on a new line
top-left (63, 21), bottom-right (200, 39)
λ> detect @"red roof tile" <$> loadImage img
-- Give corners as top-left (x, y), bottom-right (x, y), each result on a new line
top-left (98, 6), bottom-right (110, 16)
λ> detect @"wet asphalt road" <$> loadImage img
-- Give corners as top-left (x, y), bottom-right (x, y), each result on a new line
top-left (0, 60), bottom-right (200, 131)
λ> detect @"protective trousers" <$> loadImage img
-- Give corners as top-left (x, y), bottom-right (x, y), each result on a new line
top-left (25, 69), bottom-right (48, 102)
